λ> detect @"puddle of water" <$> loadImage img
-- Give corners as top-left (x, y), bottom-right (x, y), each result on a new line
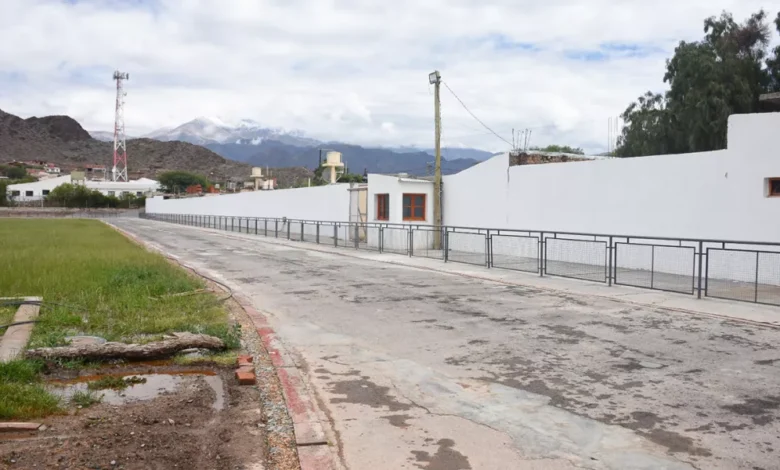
top-left (203, 374), bottom-right (225, 411)
top-left (49, 372), bottom-right (225, 410)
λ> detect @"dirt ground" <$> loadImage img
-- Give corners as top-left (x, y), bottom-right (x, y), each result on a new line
top-left (0, 363), bottom-right (267, 470)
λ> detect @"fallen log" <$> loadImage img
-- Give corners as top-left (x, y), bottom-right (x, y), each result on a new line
top-left (25, 332), bottom-right (225, 360)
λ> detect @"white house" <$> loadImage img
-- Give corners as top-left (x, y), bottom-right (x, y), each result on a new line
top-left (6, 175), bottom-right (160, 202)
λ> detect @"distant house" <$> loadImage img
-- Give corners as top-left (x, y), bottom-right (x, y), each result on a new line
top-left (5, 175), bottom-right (161, 201)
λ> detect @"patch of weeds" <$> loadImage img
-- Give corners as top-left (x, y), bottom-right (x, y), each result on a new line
top-left (71, 390), bottom-right (103, 408)
top-left (28, 328), bottom-right (71, 349)
top-left (0, 359), bottom-right (44, 383)
top-left (201, 323), bottom-right (242, 350)
top-left (0, 360), bottom-right (61, 419)
top-left (174, 351), bottom-right (239, 367)
top-left (0, 383), bottom-right (60, 419)
top-left (124, 376), bottom-right (147, 386)
top-left (87, 375), bottom-right (146, 391)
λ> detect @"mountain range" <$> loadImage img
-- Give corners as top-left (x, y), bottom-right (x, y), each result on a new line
top-left (89, 117), bottom-right (495, 175)
top-left (0, 109), bottom-right (254, 181)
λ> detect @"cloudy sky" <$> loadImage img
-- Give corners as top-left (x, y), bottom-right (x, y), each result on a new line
top-left (0, 0), bottom-right (776, 153)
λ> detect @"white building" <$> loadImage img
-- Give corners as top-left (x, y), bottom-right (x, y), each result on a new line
top-left (6, 175), bottom-right (160, 202)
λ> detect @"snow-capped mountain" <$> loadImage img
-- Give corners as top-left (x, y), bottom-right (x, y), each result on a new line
top-left (89, 130), bottom-right (137, 142)
top-left (143, 117), bottom-right (320, 147)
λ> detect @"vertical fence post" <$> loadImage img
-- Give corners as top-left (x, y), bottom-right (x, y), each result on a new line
top-left (443, 229), bottom-right (449, 262)
top-left (697, 241), bottom-right (704, 299)
top-left (755, 251), bottom-right (760, 303)
top-left (539, 232), bottom-right (545, 276)
top-left (287, 221), bottom-right (291, 240)
top-left (409, 228), bottom-right (413, 257)
top-left (608, 236), bottom-right (613, 286)
top-left (275, 219), bottom-right (278, 238)
top-left (486, 230), bottom-right (491, 268)
top-left (379, 227), bottom-right (384, 253)
top-left (334, 225), bottom-right (338, 247)
top-left (650, 245), bottom-right (656, 289)
top-left (316, 222), bottom-right (320, 244)
top-left (300, 221), bottom-right (304, 241)
top-left (354, 224), bottom-right (359, 249)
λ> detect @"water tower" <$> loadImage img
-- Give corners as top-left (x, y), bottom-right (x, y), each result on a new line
top-left (322, 151), bottom-right (344, 184)
top-left (251, 167), bottom-right (264, 190)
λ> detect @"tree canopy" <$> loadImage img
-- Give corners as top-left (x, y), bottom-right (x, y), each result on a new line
top-left (617, 10), bottom-right (780, 157)
top-left (45, 183), bottom-right (143, 208)
top-left (157, 171), bottom-right (210, 194)
top-left (0, 165), bottom-right (28, 180)
top-left (529, 145), bottom-right (585, 155)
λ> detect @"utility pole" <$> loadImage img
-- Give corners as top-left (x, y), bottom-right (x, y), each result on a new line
top-left (429, 70), bottom-right (442, 249)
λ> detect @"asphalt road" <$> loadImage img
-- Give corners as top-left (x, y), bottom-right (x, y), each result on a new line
top-left (114, 218), bottom-right (780, 470)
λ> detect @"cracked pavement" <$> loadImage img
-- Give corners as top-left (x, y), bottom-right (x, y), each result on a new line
top-left (113, 219), bottom-right (780, 470)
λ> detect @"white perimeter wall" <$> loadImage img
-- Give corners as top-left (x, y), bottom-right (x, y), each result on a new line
top-left (146, 184), bottom-right (350, 221)
top-left (444, 112), bottom-right (780, 243)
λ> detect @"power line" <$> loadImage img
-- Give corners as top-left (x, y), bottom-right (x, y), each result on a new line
top-left (441, 81), bottom-right (512, 147)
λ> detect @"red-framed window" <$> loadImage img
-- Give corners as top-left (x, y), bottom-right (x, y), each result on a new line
top-left (769, 178), bottom-right (780, 197)
top-left (376, 193), bottom-right (389, 220)
top-left (402, 193), bottom-right (426, 221)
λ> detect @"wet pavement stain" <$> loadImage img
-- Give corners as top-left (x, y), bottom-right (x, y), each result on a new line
top-left (723, 397), bottom-right (780, 416)
top-left (638, 429), bottom-right (712, 457)
top-left (621, 411), bottom-right (665, 430)
top-left (328, 377), bottom-right (412, 412)
top-left (383, 414), bottom-right (413, 428)
top-left (411, 438), bottom-right (472, 470)
top-left (754, 359), bottom-right (780, 365)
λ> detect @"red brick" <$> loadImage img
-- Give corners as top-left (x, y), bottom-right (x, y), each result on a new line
top-left (235, 366), bottom-right (256, 385)
top-left (237, 355), bottom-right (253, 367)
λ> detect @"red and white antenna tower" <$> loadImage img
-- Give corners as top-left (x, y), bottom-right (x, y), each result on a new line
top-left (112, 70), bottom-right (130, 182)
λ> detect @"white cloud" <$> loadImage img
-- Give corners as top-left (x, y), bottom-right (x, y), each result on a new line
top-left (0, 0), bottom-right (776, 153)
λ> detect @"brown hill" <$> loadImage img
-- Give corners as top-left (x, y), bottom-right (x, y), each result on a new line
top-left (0, 109), bottom-right (252, 181)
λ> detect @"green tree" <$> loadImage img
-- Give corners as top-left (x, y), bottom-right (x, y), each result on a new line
top-left (337, 173), bottom-right (365, 183)
top-left (0, 165), bottom-right (28, 180)
top-left (529, 145), bottom-right (585, 155)
top-left (767, 12), bottom-right (780, 91)
top-left (157, 171), bottom-right (210, 194)
top-left (0, 180), bottom-right (8, 207)
top-left (617, 10), bottom-right (778, 157)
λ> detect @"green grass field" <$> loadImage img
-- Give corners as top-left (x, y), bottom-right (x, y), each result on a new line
top-left (0, 219), bottom-right (232, 347)
top-left (0, 219), bottom-right (235, 419)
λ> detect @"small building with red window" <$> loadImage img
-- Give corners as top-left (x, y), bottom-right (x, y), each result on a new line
top-left (367, 173), bottom-right (434, 226)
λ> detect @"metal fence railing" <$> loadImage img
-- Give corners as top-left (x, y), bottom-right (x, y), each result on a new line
top-left (138, 212), bottom-right (780, 308)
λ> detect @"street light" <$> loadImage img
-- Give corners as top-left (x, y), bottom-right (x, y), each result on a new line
top-left (428, 70), bottom-right (440, 84)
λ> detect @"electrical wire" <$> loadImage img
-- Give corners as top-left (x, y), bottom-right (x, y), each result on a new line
top-left (442, 81), bottom-right (513, 147)
top-left (162, 255), bottom-right (234, 303)
top-left (0, 320), bottom-right (39, 330)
